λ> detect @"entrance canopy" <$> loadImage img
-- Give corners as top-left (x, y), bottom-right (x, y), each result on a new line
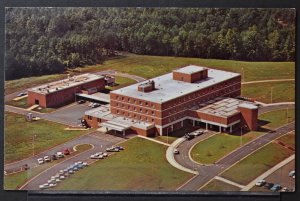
top-left (100, 121), bottom-right (131, 132)
top-left (76, 92), bottom-right (110, 103)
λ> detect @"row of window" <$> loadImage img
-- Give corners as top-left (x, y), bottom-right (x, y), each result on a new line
top-left (114, 95), bottom-right (155, 108)
top-left (116, 110), bottom-right (155, 123)
top-left (114, 102), bottom-right (156, 115)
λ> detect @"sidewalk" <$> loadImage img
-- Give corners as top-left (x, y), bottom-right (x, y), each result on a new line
top-left (137, 135), bottom-right (170, 146)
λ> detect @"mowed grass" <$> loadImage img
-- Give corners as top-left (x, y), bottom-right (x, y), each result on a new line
top-left (5, 74), bottom-right (67, 95)
top-left (242, 81), bottom-right (295, 103)
top-left (191, 131), bottom-right (263, 164)
top-left (5, 97), bottom-right (28, 108)
top-left (277, 131), bottom-right (295, 148)
top-left (106, 76), bottom-right (137, 90)
top-left (220, 142), bottom-right (294, 185)
top-left (4, 112), bottom-right (89, 163)
top-left (259, 109), bottom-right (295, 129)
top-left (154, 136), bottom-right (178, 144)
top-left (78, 55), bottom-right (295, 82)
top-left (53, 137), bottom-right (192, 190)
top-left (200, 179), bottom-right (241, 191)
top-left (4, 162), bottom-right (57, 190)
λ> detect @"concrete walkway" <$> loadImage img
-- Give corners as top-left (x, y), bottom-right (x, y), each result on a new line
top-left (137, 135), bottom-right (170, 146)
top-left (242, 79), bottom-right (294, 85)
top-left (166, 137), bottom-right (198, 175)
top-left (241, 154), bottom-right (295, 191)
top-left (256, 101), bottom-right (295, 107)
top-left (215, 176), bottom-right (245, 189)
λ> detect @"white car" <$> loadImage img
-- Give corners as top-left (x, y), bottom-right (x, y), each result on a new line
top-left (56, 152), bottom-right (64, 158)
top-left (173, 149), bottom-right (180, 154)
top-left (44, 156), bottom-right (51, 162)
top-left (102, 153), bottom-right (108, 157)
top-left (39, 183), bottom-right (51, 189)
top-left (37, 158), bottom-right (44, 165)
top-left (59, 175), bottom-right (66, 180)
top-left (281, 187), bottom-right (289, 192)
top-left (255, 179), bottom-right (266, 187)
top-left (90, 154), bottom-right (104, 159)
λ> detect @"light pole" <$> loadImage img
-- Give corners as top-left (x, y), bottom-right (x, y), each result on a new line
top-left (240, 126), bottom-right (243, 146)
top-left (286, 107), bottom-right (289, 123)
top-left (270, 87), bottom-right (273, 103)
top-left (32, 134), bottom-right (37, 156)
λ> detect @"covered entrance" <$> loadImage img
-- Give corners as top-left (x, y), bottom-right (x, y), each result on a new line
top-left (100, 121), bottom-right (131, 136)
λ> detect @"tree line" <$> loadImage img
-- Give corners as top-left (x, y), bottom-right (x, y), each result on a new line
top-left (5, 8), bottom-right (295, 80)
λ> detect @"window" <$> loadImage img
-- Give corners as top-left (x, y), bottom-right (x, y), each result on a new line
top-left (134, 107), bottom-right (136, 111)
top-left (152, 111), bottom-right (154, 115)
top-left (145, 102), bottom-right (148, 106)
top-left (140, 108), bottom-right (142, 112)
top-left (117, 110), bottom-right (120, 114)
top-left (122, 97), bottom-right (124, 100)
top-left (116, 103), bottom-right (119, 107)
top-left (139, 101), bottom-right (142, 105)
top-left (145, 117), bottom-right (148, 121)
top-left (128, 105), bottom-right (130, 109)
top-left (97, 118), bottom-right (101, 123)
top-left (128, 98), bottom-right (130, 102)
top-left (87, 115), bottom-right (92, 120)
top-left (152, 119), bottom-right (154, 122)
top-left (146, 110), bottom-right (148, 114)
top-left (133, 99), bottom-right (136, 103)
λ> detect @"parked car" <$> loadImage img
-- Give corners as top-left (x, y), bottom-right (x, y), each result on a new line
top-left (22, 164), bottom-right (29, 170)
top-left (63, 148), bottom-right (70, 155)
top-left (52, 154), bottom-right (58, 160)
top-left (192, 130), bottom-right (204, 136)
top-left (106, 147), bottom-right (120, 152)
top-left (39, 183), bottom-right (51, 189)
top-left (91, 103), bottom-right (101, 108)
top-left (90, 153), bottom-right (104, 159)
top-left (173, 149), bottom-right (180, 155)
top-left (77, 100), bottom-right (86, 104)
top-left (255, 179), bottom-right (266, 187)
top-left (56, 152), bottom-right (64, 158)
top-left (288, 170), bottom-right (295, 177)
top-left (88, 102), bottom-right (94, 107)
top-left (184, 133), bottom-right (194, 140)
top-left (102, 153), bottom-right (108, 157)
top-left (114, 146), bottom-right (124, 150)
top-left (37, 158), bottom-right (44, 165)
top-left (281, 187), bottom-right (289, 192)
top-left (270, 184), bottom-right (281, 192)
top-left (264, 183), bottom-right (274, 189)
top-left (44, 156), bottom-right (51, 162)
top-left (17, 92), bottom-right (27, 97)
top-left (68, 170), bottom-right (74, 174)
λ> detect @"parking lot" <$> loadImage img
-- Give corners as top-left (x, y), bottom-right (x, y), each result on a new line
top-left (251, 160), bottom-right (295, 192)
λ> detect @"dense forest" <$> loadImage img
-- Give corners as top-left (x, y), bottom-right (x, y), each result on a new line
top-left (5, 8), bottom-right (295, 80)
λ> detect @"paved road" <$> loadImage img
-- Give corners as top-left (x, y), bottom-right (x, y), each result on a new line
top-left (176, 121), bottom-right (295, 191)
top-left (18, 132), bottom-right (132, 190)
top-left (258, 104), bottom-right (295, 115)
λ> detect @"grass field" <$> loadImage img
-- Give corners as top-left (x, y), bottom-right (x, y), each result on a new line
top-left (5, 97), bottom-right (28, 108)
top-left (242, 81), bottom-right (295, 103)
top-left (220, 142), bottom-right (294, 185)
top-left (154, 136), bottom-right (178, 144)
top-left (259, 109), bottom-right (295, 129)
top-left (200, 179), bottom-right (241, 191)
top-left (190, 131), bottom-right (263, 164)
top-left (277, 131), bottom-right (295, 148)
top-left (6, 54), bottom-right (295, 95)
top-left (4, 112), bottom-right (89, 163)
top-left (106, 76), bottom-right (137, 90)
top-left (53, 137), bottom-right (192, 190)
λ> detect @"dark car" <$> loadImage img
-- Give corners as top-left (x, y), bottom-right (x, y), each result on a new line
top-left (63, 148), bottom-right (71, 155)
top-left (77, 100), bottom-right (86, 104)
top-left (17, 92), bottom-right (27, 97)
top-left (184, 133), bottom-right (195, 140)
top-left (264, 183), bottom-right (274, 189)
top-left (270, 184), bottom-right (281, 192)
top-left (52, 154), bottom-right (58, 160)
top-left (22, 164), bottom-right (29, 170)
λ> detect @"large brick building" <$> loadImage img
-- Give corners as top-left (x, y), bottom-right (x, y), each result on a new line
top-left (84, 65), bottom-right (258, 136)
top-left (27, 73), bottom-right (105, 108)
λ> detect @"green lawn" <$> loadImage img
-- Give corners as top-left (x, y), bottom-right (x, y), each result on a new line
top-left (5, 97), bottom-right (28, 108)
top-left (106, 76), bottom-right (137, 90)
top-left (4, 112), bottom-right (89, 163)
top-left (5, 55), bottom-right (295, 98)
top-left (220, 142), bottom-right (294, 185)
top-left (154, 136), bottom-right (178, 144)
top-left (277, 131), bottom-right (295, 148)
top-left (77, 55), bottom-right (294, 82)
top-left (259, 109), bottom-right (295, 129)
top-left (53, 137), bottom-right (192, 190)
top-left (242, 81), bottom-right (295, 103)
top-left (200, 179), bottom-right (241, 191)
top-left (191, 131), bottom-right (263, 164)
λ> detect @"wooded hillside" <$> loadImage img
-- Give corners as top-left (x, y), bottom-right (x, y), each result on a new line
top-left (5, 8), bottom-right (295, 80)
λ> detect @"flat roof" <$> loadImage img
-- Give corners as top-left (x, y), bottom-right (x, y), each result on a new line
top-left (191, 97), bottom-right (257, 118)
top-left (238, 103), bottom-right (258, 110)
top-left (29, 73), bottom-right (104, 94)
top-left (85, 105), bottom-right (154, 130)
top-left (173, 65), bottom-right (206, 74)
top-left (76, 92), bottom-right (110, 103)
top-left (112, 66), bottom-right (240, 103)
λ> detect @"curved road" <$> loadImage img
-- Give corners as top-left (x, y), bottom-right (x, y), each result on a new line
top-left (173, 104), bottom-right (295, 191)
